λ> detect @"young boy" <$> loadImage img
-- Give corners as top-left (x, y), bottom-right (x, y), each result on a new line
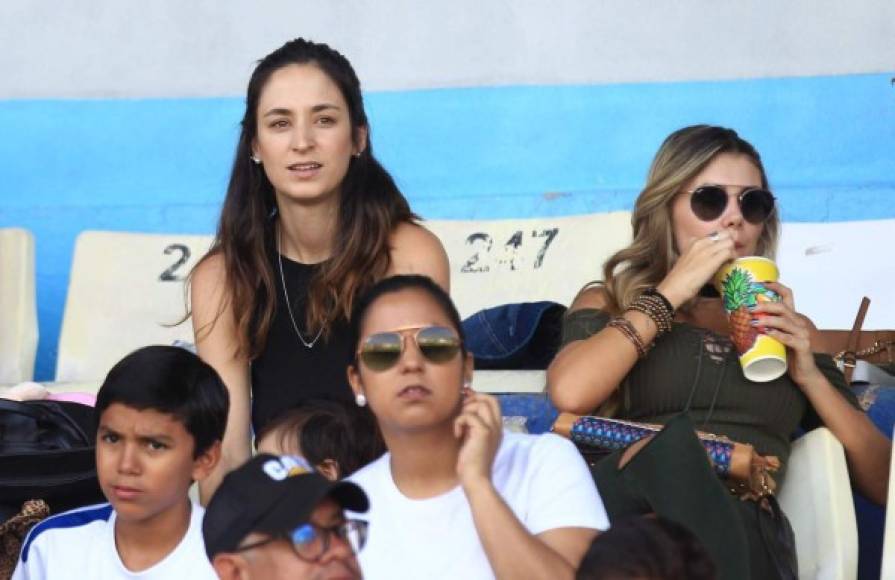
top-left (12, 345), bottom-right (229, 579)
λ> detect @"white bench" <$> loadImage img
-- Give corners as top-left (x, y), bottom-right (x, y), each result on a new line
top-left (50, 212), bottom-right (634, 392)
top-left (0, 228), bottom-right (38, 384)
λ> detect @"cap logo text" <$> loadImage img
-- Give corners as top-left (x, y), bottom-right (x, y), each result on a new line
top-left (262, 455), bottom-right (312, 481)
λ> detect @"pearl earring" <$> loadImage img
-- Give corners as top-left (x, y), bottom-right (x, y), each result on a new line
top-left (355, 393), bottom-right (367, 407)
top-left (251, 155), bottom-right (261, 164)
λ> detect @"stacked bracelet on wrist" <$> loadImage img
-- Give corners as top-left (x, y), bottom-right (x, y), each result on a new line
top-left (608, 317), bottom-right (650, 358)
top-left (627, 287), bottom-right (675, 336)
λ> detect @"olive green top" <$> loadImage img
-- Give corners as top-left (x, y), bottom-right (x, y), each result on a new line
top-left (562, 308), bottom-right (860, 481)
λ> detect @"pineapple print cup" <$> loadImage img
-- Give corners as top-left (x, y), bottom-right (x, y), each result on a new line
top-left (713, 257), bottom-right (787, 382)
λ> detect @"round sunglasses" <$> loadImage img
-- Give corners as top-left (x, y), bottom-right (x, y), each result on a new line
top-left (358, 325), bottom-right (462, 372)
top-left (682, 185), bottom-right (775, 225)
top-left (236, 519), bottom-right (368, 562)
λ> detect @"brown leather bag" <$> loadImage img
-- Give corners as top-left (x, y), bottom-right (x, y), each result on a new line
top-left (812, 297), bottom-right (895, 383)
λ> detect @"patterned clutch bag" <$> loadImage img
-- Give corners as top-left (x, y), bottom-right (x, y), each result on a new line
top-left (552, 413), bottom-right (780, 498)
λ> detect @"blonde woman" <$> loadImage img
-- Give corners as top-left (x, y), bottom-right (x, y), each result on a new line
top-left (548, 125), bottom-right (890, 580)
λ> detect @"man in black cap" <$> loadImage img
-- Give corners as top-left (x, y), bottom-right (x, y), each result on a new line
top-left (203, 454), bottom-right (369, 579)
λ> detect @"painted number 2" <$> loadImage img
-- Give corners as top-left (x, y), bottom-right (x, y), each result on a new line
top-left (159, 244), bottom-right (191, 282)
top-left (460, 228), bottom-right (558, 274)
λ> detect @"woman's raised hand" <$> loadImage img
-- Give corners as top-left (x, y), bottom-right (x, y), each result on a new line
top-left (751, 281), bottom-right (822, 387)
top-left (657, 230), bottom-right (737, 308)
top-left (454, 392), bottom-right (503, 490)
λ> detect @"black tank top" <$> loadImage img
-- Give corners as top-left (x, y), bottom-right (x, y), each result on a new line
top-left (250, 254), bottom-right (354, 435)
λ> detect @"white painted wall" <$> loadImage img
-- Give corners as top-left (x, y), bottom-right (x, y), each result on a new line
top-left (2, 0), bottom-right (893, 98)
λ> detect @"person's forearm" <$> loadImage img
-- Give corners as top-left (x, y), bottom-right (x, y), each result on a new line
top-left (800, 371), bottom-right (891, 504)
top-left (548, 310), bottom-right (658, 414)
top-left (464, 480), bottom-right (576, 580)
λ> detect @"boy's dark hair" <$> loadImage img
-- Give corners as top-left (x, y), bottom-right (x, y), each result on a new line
top-left (95, 345), bottom-right (229, 458)
top-left (257, 399), bottom-right (384, 477)
top-left (349, 274), bottom-right (466, 364)
top-left (576, 516), bottom-right (717, 580)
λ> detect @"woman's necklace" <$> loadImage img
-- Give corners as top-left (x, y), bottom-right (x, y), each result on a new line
top-left (276, 228), bottom-right (324, 349)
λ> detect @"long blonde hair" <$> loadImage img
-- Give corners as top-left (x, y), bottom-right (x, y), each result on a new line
top-left (601, 125), bottom-right (780, 315)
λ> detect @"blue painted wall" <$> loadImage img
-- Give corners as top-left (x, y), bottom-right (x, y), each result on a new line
top-left (1, 73), bottom-right (894, 379)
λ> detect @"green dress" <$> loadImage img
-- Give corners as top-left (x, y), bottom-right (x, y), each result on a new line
top-left (563, 308), bottom-right (860, 580)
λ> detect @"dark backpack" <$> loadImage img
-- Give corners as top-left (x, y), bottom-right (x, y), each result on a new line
top-left (0, 399), bottom-right (104, 520)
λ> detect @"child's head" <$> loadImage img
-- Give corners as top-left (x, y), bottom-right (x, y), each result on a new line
top-left (94, 345), bottom-right (229, 522)
top-left (576, 516), bottom-right (716, 580)
top-left (255, 399), bottom-right (384, 480)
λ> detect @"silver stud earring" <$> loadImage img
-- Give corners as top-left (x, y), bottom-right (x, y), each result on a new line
top-left (355, 393), bottom-right (367, 407)
top-left (251, 155), bottom-right (261, 165)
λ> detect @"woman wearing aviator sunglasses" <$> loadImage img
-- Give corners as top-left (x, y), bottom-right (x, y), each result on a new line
top-left (345, 275), bottom-right (609, 580)
top-left (548, 125), bottom-right (890, 579)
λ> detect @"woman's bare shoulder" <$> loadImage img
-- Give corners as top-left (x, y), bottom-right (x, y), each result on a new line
top-left (390, 221), bottom-right (443, 251)
top-left (569, 284), bottom-right (610, 313)
top-left (388, 222), bottom-right (450, 289)
top-left (191, 251), bottom-right (226, 292)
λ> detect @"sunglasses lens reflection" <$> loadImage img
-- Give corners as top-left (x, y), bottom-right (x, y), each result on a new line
top-left (360, 333), bottom-right (402, 371)
top-left (417, 326), bottom-right (461, 363)
top-left (359, 327), bottom-right (461, 371)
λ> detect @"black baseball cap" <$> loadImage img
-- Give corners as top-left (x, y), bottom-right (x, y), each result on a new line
top-left (202, 454), bottom-right (369, 559)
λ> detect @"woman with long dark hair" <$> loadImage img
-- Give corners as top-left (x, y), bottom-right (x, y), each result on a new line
top-left (190, 38), bottom-right (448, 498)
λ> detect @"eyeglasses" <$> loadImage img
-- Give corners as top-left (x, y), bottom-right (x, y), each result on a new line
top-left (357, 325), bottom-right (462, 372)
top-left (682, 185), bottom-right (775, 225)
top-left (236, 519), bottom-right (368, 562)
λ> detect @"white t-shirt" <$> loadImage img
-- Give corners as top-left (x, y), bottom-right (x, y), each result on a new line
top-left (12, 501), bottom-right (216, 580)
top-left (347, 431), bottom-right (609, 580)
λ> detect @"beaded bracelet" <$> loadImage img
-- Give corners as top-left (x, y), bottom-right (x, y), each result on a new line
top-left (628, 296), bottom-right (672, 335)
top-left (626, 289), bottom-right (675, 336)
top-left (607, 317), bottom-right (650, 358)
top-left (644, 287), bottom-right (675, 315)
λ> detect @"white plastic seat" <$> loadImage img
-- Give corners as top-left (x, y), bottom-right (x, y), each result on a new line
top-left (777, 427), bottom-right (858, 580)
top-left (427, 212), bottom-right (632, 394)
top-left (0, 228), bottom-right (38, 384)
top-left (881, 425), bottom-right (895, 580)
top-left (426, 212), bottom-right (632, 319)
top-left (55, 231), bottom-right (213, 386)
top-left (471, 370), bottom-right (546, 394)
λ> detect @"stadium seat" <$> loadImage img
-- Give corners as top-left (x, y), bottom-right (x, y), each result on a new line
top-left (426, 211), bottom-right (631, 319)
top-left (55, 231), bottom-right (212, 386)
top-left (0, 228), bottom-right (38, 384)
top-left (881, 425), bottom-right (895, 580)
top-left (777, 427), bottom-right (858, 580)
top-left (426, 212), bottom-right (632, 394)
top-left (49, 213), bottom-right (632, 394)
